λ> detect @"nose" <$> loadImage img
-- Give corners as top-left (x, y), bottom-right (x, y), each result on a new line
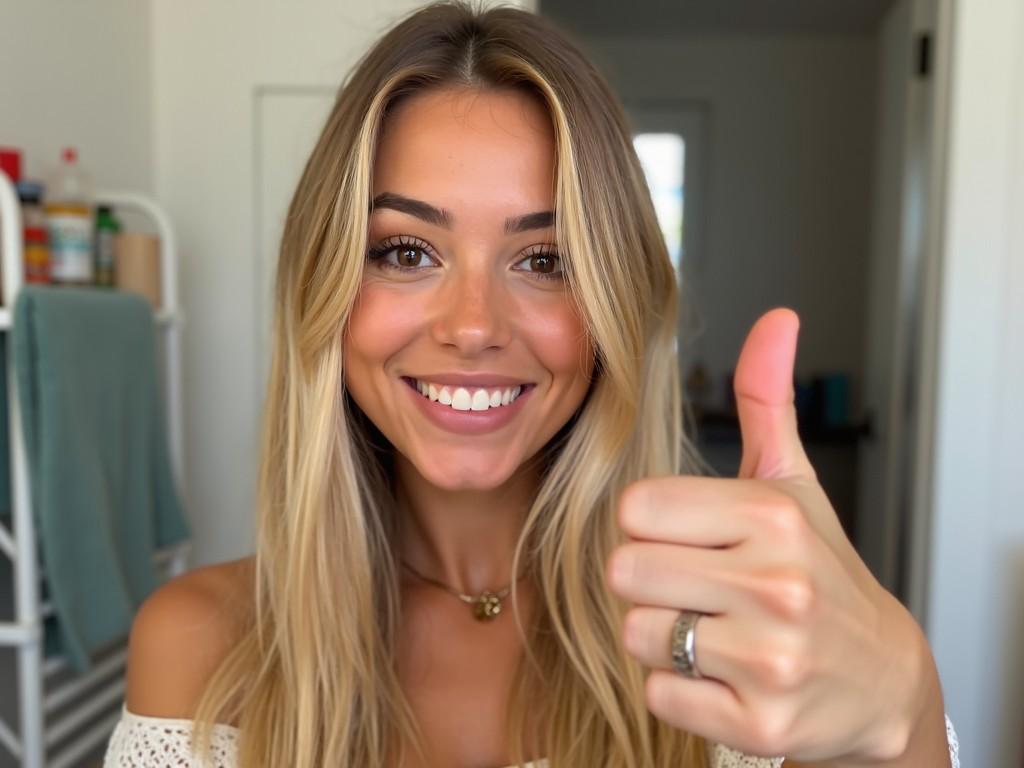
top-left (430, 260), bottom-right (512, 356)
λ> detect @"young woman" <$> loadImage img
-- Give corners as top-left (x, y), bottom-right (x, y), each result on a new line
top-left (105, 2), bottom-right (960, 766)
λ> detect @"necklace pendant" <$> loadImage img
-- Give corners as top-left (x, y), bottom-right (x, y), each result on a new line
top-left (473, 591), bottom-right (502, 621)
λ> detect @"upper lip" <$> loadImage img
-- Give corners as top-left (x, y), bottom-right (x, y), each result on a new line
top-left (405, 373), bottom-right (533, 387)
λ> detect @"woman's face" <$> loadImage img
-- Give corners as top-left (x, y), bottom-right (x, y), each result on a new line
top-left (344, 86), bottom-right (595, 491)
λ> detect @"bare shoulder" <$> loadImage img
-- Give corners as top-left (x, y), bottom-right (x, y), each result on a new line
top-left (125, 555), bottom-right (255, 719)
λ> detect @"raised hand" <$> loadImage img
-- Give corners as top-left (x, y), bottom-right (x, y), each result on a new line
top-left (606, 308), bottom-right (940, 764)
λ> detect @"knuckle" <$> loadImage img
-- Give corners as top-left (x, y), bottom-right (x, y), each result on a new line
top-left (874, 718), bottom-right (913, 761)
top-left (622, 608), bottom-right (647, 655)
top-left (617, 481), bottom-right (650, 534)
top-left (749, 706), bottom-right (794, 755)
top-left (779, 574), bottom-right (816, 619)
top-left (753, 490), bottom-right (805, 539)
top-left (644, 671), bottom-right (675, 715)
top-left (752, 644), bottom-right (808, 690)
top-left (759, 569), bottom-right (817, 621)
top-left (607, 544), bottom-right (637, 592)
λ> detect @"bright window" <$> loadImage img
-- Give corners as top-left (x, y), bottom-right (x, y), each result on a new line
top-left (632, 132), bottom-right (685, 271)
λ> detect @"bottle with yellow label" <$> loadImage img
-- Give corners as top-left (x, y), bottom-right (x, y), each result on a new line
top-left (17, 181), bottom-right (51, 284)
top-left (45, 147), bottom-right (94, 285)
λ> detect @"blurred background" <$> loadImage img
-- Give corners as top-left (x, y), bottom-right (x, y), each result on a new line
top-left (0, 0), bottom-right (1021, 765)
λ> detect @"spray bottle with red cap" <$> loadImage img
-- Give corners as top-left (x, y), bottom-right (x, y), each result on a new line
top-left (45, 147), bottom-right (94, 285)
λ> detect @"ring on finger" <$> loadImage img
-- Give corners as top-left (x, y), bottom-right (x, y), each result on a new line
top-left (670, 610), bottom-right (704, 680)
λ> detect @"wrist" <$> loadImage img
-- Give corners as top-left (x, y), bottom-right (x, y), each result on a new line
top-left (837, 595), bottom-right (947, 767)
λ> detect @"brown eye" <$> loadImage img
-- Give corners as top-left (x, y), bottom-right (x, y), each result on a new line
top-left (366, 236), bottom-right (439, 273)
top-left (531, 254), bottom-right (555, 273)
top-left (397, 247), bottom-right (425, 267)
top-left (513, 249), bottom-right (563, 279)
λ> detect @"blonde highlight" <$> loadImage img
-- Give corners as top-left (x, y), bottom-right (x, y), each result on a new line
top-left (194, 2), bottom-right (711, 766)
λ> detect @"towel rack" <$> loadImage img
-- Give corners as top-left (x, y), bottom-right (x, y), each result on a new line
top-left (0, 170), bottom-right (190, 768)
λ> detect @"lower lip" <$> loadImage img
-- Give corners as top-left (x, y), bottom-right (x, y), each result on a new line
top-left (401, 377), bottom-right (534, 435)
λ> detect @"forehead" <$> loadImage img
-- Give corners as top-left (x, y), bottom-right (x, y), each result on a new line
top-left (372, 87), bottom-right (557, 211)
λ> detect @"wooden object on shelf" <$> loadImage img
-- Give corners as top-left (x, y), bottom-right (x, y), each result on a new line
top-left (114, 232), bottom-right (161, 310)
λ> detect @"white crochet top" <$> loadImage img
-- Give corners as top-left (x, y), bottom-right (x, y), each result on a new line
top-left (103, 705), bottom-right (960, 767)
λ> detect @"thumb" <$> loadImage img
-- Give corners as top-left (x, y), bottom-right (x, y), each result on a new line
top-left (734, 308), bottom-right (816, 481)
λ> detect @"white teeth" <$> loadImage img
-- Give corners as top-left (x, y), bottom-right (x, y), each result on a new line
top-left (411, 378), bottom-right (527, 411)
top-left (451, 388), bottom-right (472, 411)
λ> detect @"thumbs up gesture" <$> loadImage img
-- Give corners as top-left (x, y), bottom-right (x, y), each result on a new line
top-left (607, 309), bottom-right (946, 764)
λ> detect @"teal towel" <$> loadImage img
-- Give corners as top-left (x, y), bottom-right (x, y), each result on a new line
top-left (11, 286), bottom-right (190, 672)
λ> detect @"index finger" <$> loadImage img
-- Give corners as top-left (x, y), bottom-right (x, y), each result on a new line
top-left (617, 476), bottom-right (767, 547)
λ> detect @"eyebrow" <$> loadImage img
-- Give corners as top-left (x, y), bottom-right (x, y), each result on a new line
top-left (370, 192), bottom-right (554, 235)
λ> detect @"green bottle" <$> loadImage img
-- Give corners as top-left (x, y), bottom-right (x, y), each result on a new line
top-left (94, 205), bottom-right (120, 287)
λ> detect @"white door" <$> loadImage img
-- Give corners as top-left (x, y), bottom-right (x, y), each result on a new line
top-left (626, 103), bottom-right (708, 374)
top-left (857, 0), bottom-right (941, 605)
top-left (150, 1), bottom-right (535, 564)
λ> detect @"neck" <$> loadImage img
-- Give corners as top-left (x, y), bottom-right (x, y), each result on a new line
top-left (394, 452), bottom-right (539, 595)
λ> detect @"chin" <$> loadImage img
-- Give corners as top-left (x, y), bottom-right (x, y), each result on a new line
top-left (412, 450), bottom-right (522, 492)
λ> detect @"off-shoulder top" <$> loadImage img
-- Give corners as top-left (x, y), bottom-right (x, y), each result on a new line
top-left (103, 705), bottom-right (960, 767)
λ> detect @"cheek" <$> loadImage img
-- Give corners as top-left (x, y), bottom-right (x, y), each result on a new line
top-left (344, 283), bottom-right (424, 383)
top-left (514, 294), bottom-right (594, 385)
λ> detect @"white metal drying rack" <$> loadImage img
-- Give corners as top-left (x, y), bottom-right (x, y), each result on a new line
top-left (0, 170), bottom-right (190, 768)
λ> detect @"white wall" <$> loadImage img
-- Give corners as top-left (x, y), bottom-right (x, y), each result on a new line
top-left (580, 36), bottom-right (875, 411)
top-left (926, 0), bottom-right (1024, 764)
top-left (0, 0), bottom-right (155, 758)
top-left (0, 1), bottom-right (153, 194)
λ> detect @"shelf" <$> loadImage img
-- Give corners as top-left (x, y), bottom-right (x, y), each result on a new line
top-left (0, 173), bottom-right (188, 767)
top-left (0, 304), bottom-right (181, 331)
top-left (692, 407), bottom-right (872, 446)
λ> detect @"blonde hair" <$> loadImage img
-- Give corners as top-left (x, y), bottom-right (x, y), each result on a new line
top-left (194, 2), bottom-right (710, 765)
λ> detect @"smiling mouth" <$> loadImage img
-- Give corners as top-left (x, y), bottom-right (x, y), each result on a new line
top-left (401, 376), bottom-right (535, 412)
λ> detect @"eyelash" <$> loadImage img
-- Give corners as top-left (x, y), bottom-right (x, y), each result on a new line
top-left (366, 235), bottom-right (564, 281)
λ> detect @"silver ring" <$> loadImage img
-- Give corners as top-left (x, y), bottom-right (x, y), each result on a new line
top-left (670, 610), bottom-right (704, 679)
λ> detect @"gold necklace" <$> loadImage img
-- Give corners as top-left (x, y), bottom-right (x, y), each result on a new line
top-left (399, 559), bottom-right (526, 621)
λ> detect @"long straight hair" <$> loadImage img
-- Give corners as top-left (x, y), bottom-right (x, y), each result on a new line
top-left (193, 2), bottom-right (710, 765)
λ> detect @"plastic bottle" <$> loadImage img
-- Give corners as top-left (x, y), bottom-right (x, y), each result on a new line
top-left (45, 147), bottom-right (94, 285)
top-left (17, 181), bottom-right (51, 284)
top-left (0, 147), bottom-right (21, 184)
top-left (94, 205), bottom-right (120, 287)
